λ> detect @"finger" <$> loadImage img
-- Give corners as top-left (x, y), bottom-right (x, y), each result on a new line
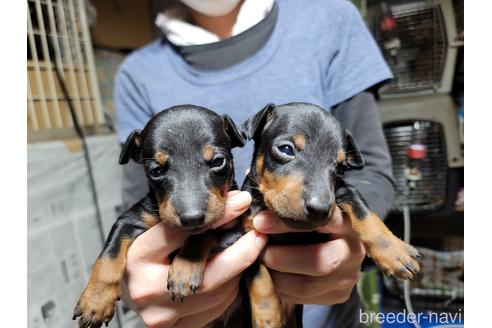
top-left (269, 268), bottom-right (360, 299)
top-left (253, 211), bottom-right (314, 234)
top-left (316, 206), bottom-right (353, 236)
top-left (212, 191), bottom-right (252, 228)
top-left (261, 238), bottom-right (354, 276)
top-left (254, 207), bottom-right (354, 237)
top-left (127, 222), bottom-right (188, 264)
top-left (173, 284), bottom-right (239, 328)
top-left (201, 230), bottom-right (268, 291)
top-left (135, 276), bottom-right (240, 321)
top-left (277, 287), bottom-right (354, 305)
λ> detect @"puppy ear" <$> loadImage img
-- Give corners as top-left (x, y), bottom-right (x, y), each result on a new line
top-left (119, 129), bottom-right (142, 164)
top-left (223, 115), bottom-right (246, 148)
top-left (241, 103), bottom-right (275, 140)
top-left (344, 131), bottom-right (364, 169)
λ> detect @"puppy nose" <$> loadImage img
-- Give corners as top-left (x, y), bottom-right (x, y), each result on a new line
top-left (180, 211), bottom-right (205, 227)
top-left (304, 197), bottom-right (331, 218)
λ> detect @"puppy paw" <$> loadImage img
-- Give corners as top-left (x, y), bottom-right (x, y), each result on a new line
top-left (167, 256), bottom-right (204, 303)
top-left (252, 314), bottom-right (285, 328)
top-left (73, 284), bottom-right (120, 328)
top-left (367, 235), bottom-right (421, 280)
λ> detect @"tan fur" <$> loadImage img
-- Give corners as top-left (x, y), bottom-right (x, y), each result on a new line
top-left (256, 154), bottom-right (264, 172)
top-left (206, 186), bottom-right (227, 226)
top-left (76, 239), bottom-right (131, 323)
top-left (202, 144), bottom-right (215, 162)
top-left (141, 211), bottom-right (160, 227)
top-left (246, 262), bottom-right (284, 327)
top-left (336, 149), bottom-right (346, 163)
top-left (339, 204), bottom-right (421, 279)
top-left (259, 170), bottom-right (305, 221)
top-left (134, 135), bottom-right (141, 147)
top-left (168, 234), bottom-right (216, 299)
top-left (159, 198), bottom-right (180, 226)
top-left (155, 151), bottom-right (168, 166)
top-left (292, 134), bottom-right (306, 150)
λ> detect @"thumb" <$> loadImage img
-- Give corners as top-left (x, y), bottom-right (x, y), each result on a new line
top-left (212, 191), bottom-right (252, 228)
top-left (127, 222), bottom-right (187, 264)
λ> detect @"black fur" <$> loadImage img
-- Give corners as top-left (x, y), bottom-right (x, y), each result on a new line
top-left (74, 105), bottom-right (245, 328)
top-left (241, 102), bottom-right (364, 229)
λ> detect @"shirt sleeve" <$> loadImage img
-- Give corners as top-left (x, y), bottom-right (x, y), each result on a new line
top-left (114, 65), bottom-right (154, 143)
top-left (325, 1), bottom-right (393, 107)
top-left (331, 92), bottom-right (395, 218)
top-left (114, 64), bottom-right (154, 206)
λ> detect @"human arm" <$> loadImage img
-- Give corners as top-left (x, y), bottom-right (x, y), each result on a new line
top-left (331, 92), bottom-right (395, 218)
top-left (123, 191), bottom-right (268, 328)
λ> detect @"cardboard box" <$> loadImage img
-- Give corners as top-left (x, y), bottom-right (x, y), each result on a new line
top-left (90, 0), bottom-right (155, 50)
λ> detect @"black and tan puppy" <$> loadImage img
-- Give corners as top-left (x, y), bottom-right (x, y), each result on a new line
top-left (240, 103), bottom-right (421, 327)
top-left (73, 105), bottom-right (245, 328)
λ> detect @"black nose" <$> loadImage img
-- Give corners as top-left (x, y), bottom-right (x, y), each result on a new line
top-left (304, 197), bottom-right (331, 218)
top-left (180, 211), bottom-right (205, 227)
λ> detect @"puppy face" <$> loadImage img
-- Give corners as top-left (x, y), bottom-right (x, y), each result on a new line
top-left (120, 105), bottom-right (245, 233)
top-left (243, 103), bottom-right (364, 229)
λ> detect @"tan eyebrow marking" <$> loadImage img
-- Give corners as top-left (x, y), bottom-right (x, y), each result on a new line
top-left (336, 149), bottom-right (346, 163)
top-left (292, 135), bottom-right (306, 150)
top-left (155, 151), bottom-right (169, 166)
top-left (202, 144), bottom-right (215, 161)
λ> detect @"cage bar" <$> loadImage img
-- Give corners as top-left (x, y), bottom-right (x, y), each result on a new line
top-left (27, 0), bottom-right (104, 135)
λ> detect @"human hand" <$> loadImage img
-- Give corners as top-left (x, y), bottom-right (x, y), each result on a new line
top-left (253, 207), bottom-right (366, 305)
top-left (123, 191), bottom-right (268, 328)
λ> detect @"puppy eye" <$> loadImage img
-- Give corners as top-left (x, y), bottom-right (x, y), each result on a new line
top-left (148, 167), bottom-right (165, 180)
top-left (278, 145), bottom-right (294, 156)
top-left (272, 142), bottom-right (296, 163)
top-left (210, 155), bottom-right (226, 171)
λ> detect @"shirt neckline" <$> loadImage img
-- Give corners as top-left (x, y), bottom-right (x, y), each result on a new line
top-left (161, 2), bottom-right (284, 86)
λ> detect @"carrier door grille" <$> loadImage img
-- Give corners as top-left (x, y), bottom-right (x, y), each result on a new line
top-left (384, 121), bottom-right (447, 212)
top-left (376, 1), bottom-right (447, 94)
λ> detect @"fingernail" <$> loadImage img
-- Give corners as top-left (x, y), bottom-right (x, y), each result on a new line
top-left (253, 213), bottom-right (275, 231)
top-left (255, 232), bottom-right (268, 248)
top-left (227, 191), bottom-right (251, 209)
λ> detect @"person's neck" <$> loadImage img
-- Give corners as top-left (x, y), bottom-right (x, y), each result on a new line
top-left (190, 1), bottom-right (244, 39)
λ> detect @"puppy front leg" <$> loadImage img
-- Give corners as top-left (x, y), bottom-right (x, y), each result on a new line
top-left (336, 180), bottom-right (421, 280)
top-left (74, 208), bottom-right (158, 328)
top-left (167, 233), bottom-right (216, 302)
top-left (246, 261), bottom-right (285, 328)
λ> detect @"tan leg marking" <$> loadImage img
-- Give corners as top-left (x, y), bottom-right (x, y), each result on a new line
top-left (340, 204), bottom-right (421, 280)
top-left (167, 234), bottom-right (216, 302)
top-left (247, 263), bottom-right (285, 328)
top-left (74, 238), bottom-right (131, 327)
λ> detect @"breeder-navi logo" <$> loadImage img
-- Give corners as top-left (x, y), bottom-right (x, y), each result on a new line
top-left (360, 309), bottom-right (463, 325)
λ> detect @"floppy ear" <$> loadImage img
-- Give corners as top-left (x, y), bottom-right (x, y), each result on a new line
top-left (223, 115), bottom-right (246, 148)
top-left (241, 103), bottom-right (275, 140)
top-left (344, 131), bottom-right (364, 169)
top-left (119, 129), bottom-right (142, 164)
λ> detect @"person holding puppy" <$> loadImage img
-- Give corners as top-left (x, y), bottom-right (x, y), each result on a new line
top-left (115, 0), bottom-right (393, 327)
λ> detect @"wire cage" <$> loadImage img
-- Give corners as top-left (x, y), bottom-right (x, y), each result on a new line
top-left (368, 0), bottom-right (458, 96)
top-left (384, 120), bottom-right (448, 213)
top-left (378, 94), bottom-right (464, 322)
top-left (27, 0), bottom-right (104, 136)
